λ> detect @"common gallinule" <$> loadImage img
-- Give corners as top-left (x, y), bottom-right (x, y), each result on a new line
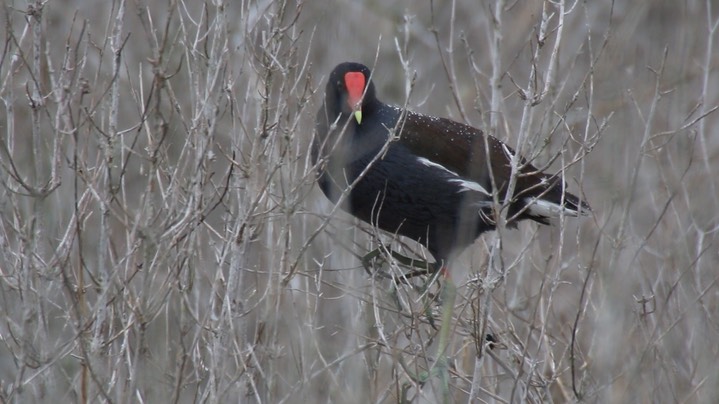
top-left (313, 62), bottom-right (590, 270)
top-left (313, 62), bottom-right (590, 398)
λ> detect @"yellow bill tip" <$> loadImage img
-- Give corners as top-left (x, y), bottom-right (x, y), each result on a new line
top-left (354, 110), bottom-right (362, 124)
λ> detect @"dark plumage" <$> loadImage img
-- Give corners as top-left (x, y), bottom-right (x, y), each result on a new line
top-left (312, 62), bottom-right (589, 267)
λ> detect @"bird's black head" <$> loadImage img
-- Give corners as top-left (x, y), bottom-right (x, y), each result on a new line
top-left (325, 62), bottom-right (377, 124)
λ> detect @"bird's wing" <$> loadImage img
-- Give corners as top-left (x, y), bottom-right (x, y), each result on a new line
top-left (397, 111), bottom-right (552, 200)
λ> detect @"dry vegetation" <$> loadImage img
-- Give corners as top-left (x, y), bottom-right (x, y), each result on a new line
top-left (0, 0), bottom-right (718, 403)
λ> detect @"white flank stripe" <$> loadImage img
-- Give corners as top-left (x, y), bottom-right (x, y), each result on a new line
top-left (416, 157), bottom-right (459, 176)
top-left (526, 198), bottom-right (579, 217)
top-left (416, 157), bottom-right (492, 196)
top-left (450, 179), bottom-right (492, 196)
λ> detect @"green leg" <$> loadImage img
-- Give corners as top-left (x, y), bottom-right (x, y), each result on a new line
top-left (363, 248), bottom-right (455, 402)
top-left (434, 268), bottom-right (456, 404)
top-left (361, 247), bottom-right (434, 280)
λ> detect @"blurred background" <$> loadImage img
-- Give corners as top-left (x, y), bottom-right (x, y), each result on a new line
top-left (1, 0), bottom-right (717, 402)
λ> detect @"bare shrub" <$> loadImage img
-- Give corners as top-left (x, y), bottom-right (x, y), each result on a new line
top-left (0, 0), bottom-right (717, 403)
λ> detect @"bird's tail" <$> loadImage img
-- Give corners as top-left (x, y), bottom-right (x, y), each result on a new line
top-left (524, 187), bottom-right (590, 224)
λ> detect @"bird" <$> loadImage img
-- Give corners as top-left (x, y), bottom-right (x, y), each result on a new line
top-left (312, 61), bottom-right (590, 271)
